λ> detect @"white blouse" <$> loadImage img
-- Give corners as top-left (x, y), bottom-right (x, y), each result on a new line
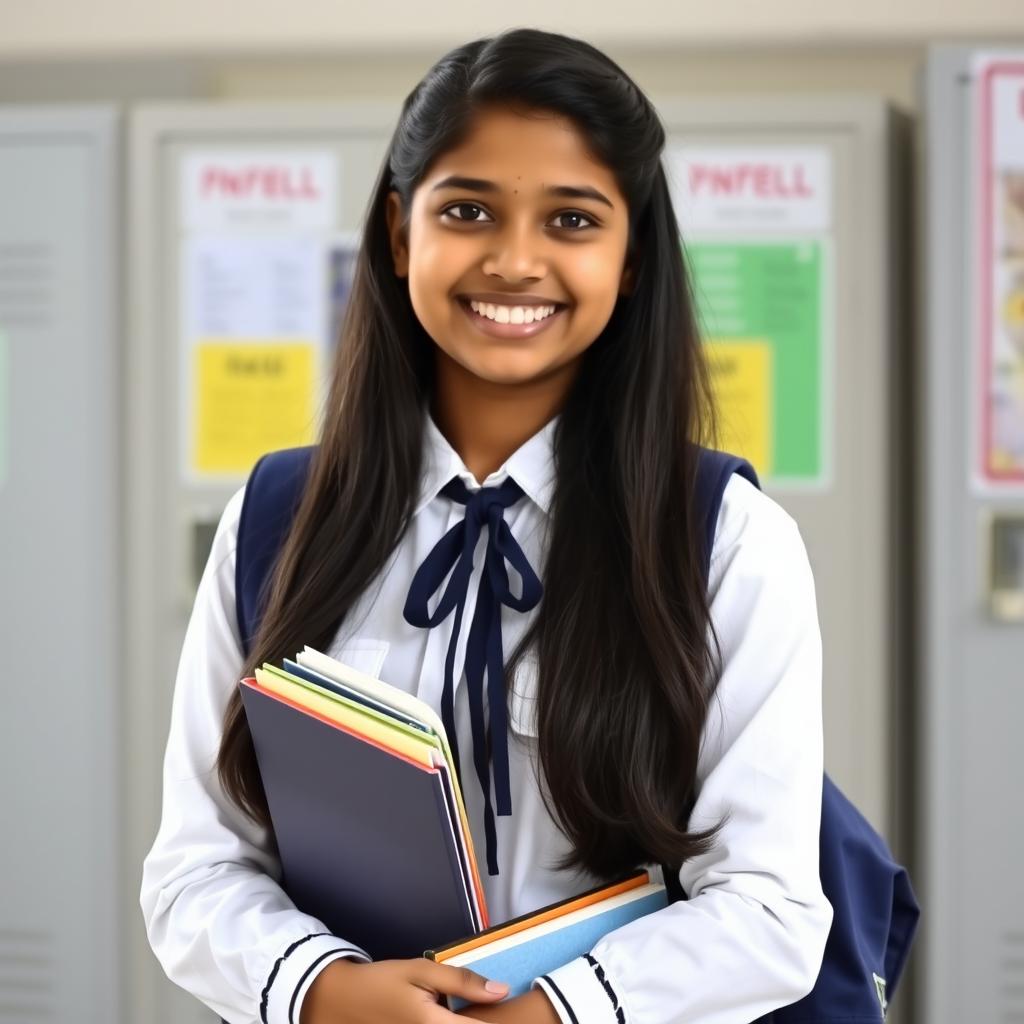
top-left (140, 412), bottom-right (832, 1024)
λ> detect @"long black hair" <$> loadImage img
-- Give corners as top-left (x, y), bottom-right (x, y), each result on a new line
top-left (217, 26), bottom-right (723, 879)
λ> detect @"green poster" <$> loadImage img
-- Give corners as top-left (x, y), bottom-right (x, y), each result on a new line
top-left (688, 240), bottom-right (827, 484)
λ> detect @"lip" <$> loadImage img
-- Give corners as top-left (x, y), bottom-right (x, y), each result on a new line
top-left (457, 297), bottom-right (567, 340)
top-left (460, 292), bottom-right (567, 306)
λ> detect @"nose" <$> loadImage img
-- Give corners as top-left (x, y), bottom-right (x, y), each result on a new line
top-left (481, 220), bottom-right (546, 283)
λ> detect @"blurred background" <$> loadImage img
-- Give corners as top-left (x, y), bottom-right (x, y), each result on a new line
top-left (1, 3), bottom-right (1022, 1023)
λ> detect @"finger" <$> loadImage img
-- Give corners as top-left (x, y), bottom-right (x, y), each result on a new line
top-left (413, 961), bottom-right (510, 1001)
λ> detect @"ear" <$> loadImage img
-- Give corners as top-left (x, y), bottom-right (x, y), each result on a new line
top-left (386, 190), bottom-right (410, 278)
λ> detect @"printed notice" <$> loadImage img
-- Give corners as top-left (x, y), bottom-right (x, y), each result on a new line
top-left (668, 145), bottom-right (832, 235)
top-left (181, 234), bottom-right (329, 477)
top-left (706, 339), bottom-right (773, 476)
top-left (974, 54), bottom-right (1024, 488)
top-left (182, 151), bottom-right (338, 231)
top-left (193, 341), bottom-right (316, 474)
top-left (668, 145), bottom-right (834, 488)
top-left (689, 240), bottom-right (827, 484)
top-left (183, 234), bottom-right (325, 343)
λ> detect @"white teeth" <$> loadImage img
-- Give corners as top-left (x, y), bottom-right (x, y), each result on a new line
top-left (468, 300), bottom-right (558, 324)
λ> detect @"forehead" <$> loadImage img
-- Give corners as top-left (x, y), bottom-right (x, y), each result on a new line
top-left (421, 105), bottom-right (622, 199)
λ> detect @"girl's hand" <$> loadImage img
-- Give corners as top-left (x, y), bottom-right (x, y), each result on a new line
top-left (299, 956), bottom-right (510, 1024)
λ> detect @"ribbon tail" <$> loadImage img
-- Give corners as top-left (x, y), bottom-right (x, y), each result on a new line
top-left (483, 578), bottom-right (512, 818)
top-left (440, 596), bottom-right (464, 791)
top-left (482, 800), bottom-right (499, 877)
top-left (466, 575), bottom-right (503, 875)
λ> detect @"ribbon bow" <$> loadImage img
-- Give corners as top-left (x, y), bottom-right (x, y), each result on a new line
top-left (403, 476), bottom-right (543, 876)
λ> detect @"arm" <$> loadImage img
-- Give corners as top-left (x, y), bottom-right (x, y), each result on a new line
top-left (139, 486), bottom-right (371, 1024)
top-left (530, 475), bottom-right (833, 1024)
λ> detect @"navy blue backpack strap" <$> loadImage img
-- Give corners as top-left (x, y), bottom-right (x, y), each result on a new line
top-left (666, 446), bottom-right (919, 1023)
top-left (692, 446), bottom-right (760, 583)
top-left (660, 447), bottom-right (758, 903)
top-left (235, 445), bottom-right (317, 659)
top-left (224, 445), bottom-right (317, 1024)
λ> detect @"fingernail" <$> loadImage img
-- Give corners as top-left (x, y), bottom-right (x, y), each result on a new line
top-left (485, 980), bottom-right (509, 993)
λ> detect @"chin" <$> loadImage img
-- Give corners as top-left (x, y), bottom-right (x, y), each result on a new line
top-left (447, 348), bottom-right (555, 385)
top-left (470, 359), bottom-right (561, 388)
top-left (472, 369), bottom-right (546, 388)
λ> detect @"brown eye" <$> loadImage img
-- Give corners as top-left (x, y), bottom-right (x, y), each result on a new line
top-left (551, 211), bottom-right (596, 231)
top-left (442, 203), bottom-right (492, 223)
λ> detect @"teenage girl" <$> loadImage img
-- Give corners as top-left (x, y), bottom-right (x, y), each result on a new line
top-left (141, 27), bottom-right (832, 1024)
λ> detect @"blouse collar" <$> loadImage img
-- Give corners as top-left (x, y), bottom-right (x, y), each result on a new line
top-left (415, 407), bottom-right (558, 518)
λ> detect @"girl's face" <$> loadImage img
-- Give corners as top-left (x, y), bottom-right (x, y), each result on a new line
top-left (386, 105), bottom-right (633, 390)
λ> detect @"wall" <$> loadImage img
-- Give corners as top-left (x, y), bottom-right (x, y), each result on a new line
top-left (1, 2), bottom-right (1022, 59)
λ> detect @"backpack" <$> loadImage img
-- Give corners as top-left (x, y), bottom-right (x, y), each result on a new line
top-left (234, 444), bottom-right (920, 1022)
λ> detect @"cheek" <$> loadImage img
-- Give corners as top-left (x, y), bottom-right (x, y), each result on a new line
top-left (409, 229), bottom-right (475, 278)
top-left (568, 248), bottom-right (626, 310)
top-left (569, 244), bottom-right (622, 290)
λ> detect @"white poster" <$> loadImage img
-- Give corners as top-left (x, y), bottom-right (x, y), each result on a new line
top-left (974, 53), bottom-right (1024, 489)
top-left (182, 234), bottom-right (325, 342)
top-left (178, 148), bottom-right (341, 479)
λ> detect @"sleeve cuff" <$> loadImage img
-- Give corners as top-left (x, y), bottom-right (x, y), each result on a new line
top-left (261, 932), bottom-right (371, 1024)
top-left (532, 953), bottom-right (625, 1024)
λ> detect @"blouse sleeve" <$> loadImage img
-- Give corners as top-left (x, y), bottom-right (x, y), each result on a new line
top-left (139, 485), bottom-right (371, 1024)
top-left (532, 473), bottom-right (833, 1024)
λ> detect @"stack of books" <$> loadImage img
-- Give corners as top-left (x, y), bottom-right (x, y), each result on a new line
top-left (240, 648), bottom-right (668, 998)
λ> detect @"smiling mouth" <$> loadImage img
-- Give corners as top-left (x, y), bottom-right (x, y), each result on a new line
top-left (459, 297), bottom-right (568, 319)
top-left (456, 297), bottom-right (569, 339)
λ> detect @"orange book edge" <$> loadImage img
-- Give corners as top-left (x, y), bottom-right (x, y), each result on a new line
top-left (241, 676), bottom-right (429, 772)
top-left (240, 677), bottom-right (490, 926)
top-left (428, 868), bottom-right (651, 961)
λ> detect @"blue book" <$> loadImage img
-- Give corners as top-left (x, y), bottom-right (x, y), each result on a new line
top-left (425, 871), bottom-right (669, 1010)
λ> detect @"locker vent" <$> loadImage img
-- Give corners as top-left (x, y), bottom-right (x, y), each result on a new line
top-left (1004, 930), bottom-right (1024, 1023)
top-left (0, 242), bottom-right (53, 330)
top-left (0, 928), bottom-right (54, 1021)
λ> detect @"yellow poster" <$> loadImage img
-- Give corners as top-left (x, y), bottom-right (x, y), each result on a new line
top-left (706, 339), bottom-right (773, 478)
top-left (193, 341), bottom-right (316, 475)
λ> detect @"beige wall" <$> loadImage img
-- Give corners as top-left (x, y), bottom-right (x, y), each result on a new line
top-left (207, 45), bottom-right (926, 111)
top-left (0, 44), bottom-right (935, 117)
top-left (1, 2), bottom-right (1023, 60)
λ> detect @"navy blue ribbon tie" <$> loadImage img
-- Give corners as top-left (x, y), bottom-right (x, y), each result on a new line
top-left (403, 476), bottom-right (543, 876)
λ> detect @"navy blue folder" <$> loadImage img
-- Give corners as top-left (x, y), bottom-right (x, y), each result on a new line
top-left (240, 680), bottom-right (477, 960)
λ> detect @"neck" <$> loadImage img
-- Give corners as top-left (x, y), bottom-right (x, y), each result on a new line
top-left (431, 350), bottom-right (577, 483)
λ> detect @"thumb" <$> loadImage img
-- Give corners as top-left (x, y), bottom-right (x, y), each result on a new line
top-left (423, 962), bottom-right (510, 1001)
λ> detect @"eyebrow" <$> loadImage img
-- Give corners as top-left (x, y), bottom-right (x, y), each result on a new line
top-left (430, 175), bottom-right (615, 210)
